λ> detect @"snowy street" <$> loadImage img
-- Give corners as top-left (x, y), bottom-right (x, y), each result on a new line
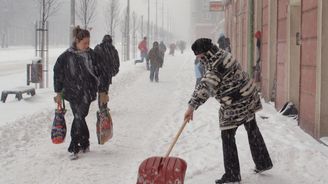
top-left (0, 48), bottom-right (328, 184)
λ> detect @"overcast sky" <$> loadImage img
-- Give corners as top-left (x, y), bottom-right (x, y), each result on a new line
top-left (119, 0), bottom-right (192, 41)
top-left (0, 0), bottom-right (192, 46)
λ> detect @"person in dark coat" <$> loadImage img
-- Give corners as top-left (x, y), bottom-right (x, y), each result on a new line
top-left (159, 41), bottom-right (167, 62)
top-left (94, 35), bottom-right (120, 84)
top-left (96, 35), bottom-right (120, 77)
top-left (94, 35), bottom-right (120, 108)
top-left (54, 26), bottom-right (110, 157)
top-left (177, 40), bottom-right (186, 54)
top-left (169, 43), bottom-right (176, 56)
top-left (184, 38), bottom-right (273, 184)
top-left (217, 33), bottom-right (231, 53)
top-left (147, 41), bottom-right (163, 82)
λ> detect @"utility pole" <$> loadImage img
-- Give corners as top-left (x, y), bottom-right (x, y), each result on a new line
top-left (40, 0), bottom-right (46, 88)
top-left (162, 0), bottom-right (164, 41)
top-left (141, 15), bottom-right (144, 40)
top-left (126, 0), bottom-right (130, 60)
top-left (167, 9), bottom-right (169, 40)
top-left (147, 0), bottom-right (150, 47)
top-left (70, 0), bottom-right (75, 45)
top-left (155, 0), bottom-right (158, 41)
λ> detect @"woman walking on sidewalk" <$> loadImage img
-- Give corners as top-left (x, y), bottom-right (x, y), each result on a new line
top-left (148, 41), bottom-right (163, 82)
top-left (53, 26), bottom-right (109, 158)
top-left (184, 38), bottom-right (273, 184)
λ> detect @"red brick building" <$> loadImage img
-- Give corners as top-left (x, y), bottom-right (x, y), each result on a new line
top-left (224, 0), bottom-right (328, 141)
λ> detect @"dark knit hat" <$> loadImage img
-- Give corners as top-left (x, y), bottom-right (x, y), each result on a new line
top-left (153, 41), bottom-right (159, 47)
top-left (191, 38), bottom-right (213, 55)
top-left (102, 35), bottom-right (112, 43)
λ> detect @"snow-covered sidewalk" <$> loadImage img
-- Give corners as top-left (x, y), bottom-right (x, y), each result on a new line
top-left (0, 48), bottom-right (328, 184)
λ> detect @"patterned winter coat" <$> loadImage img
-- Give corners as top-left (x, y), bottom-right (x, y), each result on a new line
top-left (54, 47), bottom-right (109, 104)
top-left (188, 45), bottom-right (262, 130)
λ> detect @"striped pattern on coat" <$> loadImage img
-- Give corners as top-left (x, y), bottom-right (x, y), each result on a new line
top-left (188, 45), bottom-right (262, 130)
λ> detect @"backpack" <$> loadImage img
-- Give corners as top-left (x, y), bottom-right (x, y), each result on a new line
top-left (95, 43), bottom-right (120, 77)
top-left (108, 46), bottom-right (120, 76)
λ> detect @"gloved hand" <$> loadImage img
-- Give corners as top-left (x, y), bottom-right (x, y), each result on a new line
top-left (54, 93), bottom-right (62, 105)
top-left (99, 92), bottom-right (109, 106)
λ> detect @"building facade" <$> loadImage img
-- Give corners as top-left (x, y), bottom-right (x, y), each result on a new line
top-left (191, 0), bottom-right (224, 42)
top-left (224, 0), bottom-right (328, 141)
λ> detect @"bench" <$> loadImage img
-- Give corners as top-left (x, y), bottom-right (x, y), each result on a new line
top-left (1, 86), bottom-right (36, 103)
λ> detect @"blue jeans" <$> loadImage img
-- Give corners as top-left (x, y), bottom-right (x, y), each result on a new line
top-left (150, 65), bottom-right (159, 82)
top-left (140, 52), bottom-right (147, 62)
top-left (140, 52), bottom-right (149, 70)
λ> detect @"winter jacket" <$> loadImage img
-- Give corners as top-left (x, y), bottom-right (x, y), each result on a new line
top-left (194, 58), bottom-right (205, 79)
top-left (177, 41), bottom-right (186, 51)
top-left (54, 47), bottom-right (109, 104)
top-left (138, 40), bottom-right (148, 54)
top-left (148, 46), bottom-right (163, 68)
top-left (217, 36), bottom-right (231, 53)
top-left (159, 42), bottom-right (167, 57)
top-left (94, 42), bottom-right (120, 79)
top-left (188, 45), bottom-right (262, 130)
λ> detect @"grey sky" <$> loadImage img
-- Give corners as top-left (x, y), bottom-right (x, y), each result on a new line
top-left (0, 0), bottom-right (192, 46)
top-left (123, 0), bottom-right (192, 41)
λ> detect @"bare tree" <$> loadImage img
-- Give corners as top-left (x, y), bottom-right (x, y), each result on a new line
top-left (140, 15), bottom-right (145, 40)
top-left (76, 0), bottom-right (96, 29)
top-left (0, 0), bottom-right (10, 48)
top-left (119, 8), bottom-right (128, 61)
top-left (131, 12), bottom-right (140, 58)
top-left (36, 0), bottom-right (62, 88)
top-left (105, 0), bottom-right (120, 40)
top-left (119, 7), bottom-right (133, 61)
top-left (36, 0), bottom-right (62, 25)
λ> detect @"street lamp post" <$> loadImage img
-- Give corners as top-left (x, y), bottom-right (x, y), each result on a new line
top-left (70, 0), bottom-right (75, 45)
top-left (127, 0), bottom-right (130, 60)
top-left (147, 0), bottom-right (150, 47)
top-left (155, 0), bottom-right (158, 41)
top-left (162, 0), bottom-right (164, 41)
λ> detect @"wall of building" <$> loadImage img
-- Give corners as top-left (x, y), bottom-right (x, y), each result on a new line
top-left (299, 0), bottom-right (318, 136)
top-left (224, 0), bottom-right (327, 140)
top-left (191, 0), bottom-right (224, 42)
top-left (260, 0), bottom-right (270, 100)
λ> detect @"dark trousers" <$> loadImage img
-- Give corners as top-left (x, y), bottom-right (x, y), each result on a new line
top-left (221, 118), bottom-right (272, 178)
top-left (150, 65), bottom-right (160, 82)
top-left (68, 101), bottom-right (91, 153)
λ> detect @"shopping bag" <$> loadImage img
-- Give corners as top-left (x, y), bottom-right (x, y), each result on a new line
top-left (51, 100), bottom-right (67, 144)
top-left (96, 105), bottom-right (113, 145)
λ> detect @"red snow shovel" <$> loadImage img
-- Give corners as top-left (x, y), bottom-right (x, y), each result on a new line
top-left (136, 120), bottom-right (188, 184)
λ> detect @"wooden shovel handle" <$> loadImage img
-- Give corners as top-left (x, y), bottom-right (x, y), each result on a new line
top-left (164, 120), bottom-right (188, 158)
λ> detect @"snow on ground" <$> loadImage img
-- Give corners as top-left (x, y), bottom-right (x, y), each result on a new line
top-left (0, 47), bottom-right (328, 184)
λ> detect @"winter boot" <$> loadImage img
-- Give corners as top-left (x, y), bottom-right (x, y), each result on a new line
top-left (254, 165), bottom-right (273, 174)
top-left (215, 174), bottom-right (241, 184)
top-left (81, 146), bottom-right (90, 153)
top-left (80, 139), bottom-right (90, 153)
top-left (68, 141), bottom-right (80, 154)
top-left (69, 152), bottom-right (79, 160)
